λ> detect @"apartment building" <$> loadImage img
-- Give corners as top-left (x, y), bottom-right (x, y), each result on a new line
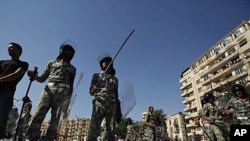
top-left (40, 118), bottom-right (90, 141)
top-left (179, 20), bottom-right (250, 138)
top-left (165, 112), bottom-right (188, 141)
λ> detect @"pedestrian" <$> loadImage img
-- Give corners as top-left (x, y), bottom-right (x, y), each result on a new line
top-left (87, 55), bottom-right (119, 141)
top-left (223, 83), bottom-right (250, 125)
top-left (201, 92), bottom-right (229, 141)
top-left (16, 97), bottom-right (32, 141)
top-left (125, 118), bottom-right (136, 141)
top-left (25, 41), bottom-right (76, 141)
top-left (143, 106), bottom-right (156, 141)
top-left (0, 42), bottom-right (29, 140)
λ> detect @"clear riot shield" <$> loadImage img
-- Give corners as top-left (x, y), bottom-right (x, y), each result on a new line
top-left (119, 81), bottom-right (136, 118)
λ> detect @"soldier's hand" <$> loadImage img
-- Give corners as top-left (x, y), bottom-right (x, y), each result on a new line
top-left (222, 109), bottom-right (230, 115)
top-left (90, 85), bottom-right (98, 95)
top-left (22, 96), bottom-right (32, 103)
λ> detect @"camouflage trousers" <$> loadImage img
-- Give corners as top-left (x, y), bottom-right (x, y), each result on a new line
top-left (125, 133), bottom-right (135, 141)
top-left (144, 128), bottom-right (156, 141)
top-left (203, 122), bottom-right (229, 141)
top-left (87, 98), bottom-right (116, 141)
top-left (26, 85), bottom-right (71, 141)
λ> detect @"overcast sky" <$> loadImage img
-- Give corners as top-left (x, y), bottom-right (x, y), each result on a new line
top-left (0, 0), bottom-right (250, 121)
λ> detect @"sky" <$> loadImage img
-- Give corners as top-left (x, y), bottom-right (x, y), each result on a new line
top-left (0, 0), bottom-right (250, 121)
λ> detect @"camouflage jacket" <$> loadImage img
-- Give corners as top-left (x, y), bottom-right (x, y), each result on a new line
top-left (225, 96), bottom-right (250, 125)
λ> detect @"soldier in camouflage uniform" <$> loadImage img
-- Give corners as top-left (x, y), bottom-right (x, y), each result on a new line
top-left (16, 101), bottom-right (32, 141)
top-left (5, 107), bottom-right (19, 140)
top-left (143, 106), bottom-right (156, 141)
top-left (26, 42), bottom-right (76, 141)
top-left (125, 118), bottom-right (136, 141)
top-left (87, 55), bottom-right (119, 141)
top-left (201, 92), bottom-right (229, 141)
top-left (223, 84), bottom-right (250, 125)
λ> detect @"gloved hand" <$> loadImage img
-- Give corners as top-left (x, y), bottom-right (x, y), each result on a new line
top-left (27, 67), bottom-right (38, 81)
top-left (22, 96), bottom-right (32, 103)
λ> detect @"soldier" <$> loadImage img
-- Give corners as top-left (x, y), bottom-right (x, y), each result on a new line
top-left (5, 107), bottom-right (19, 140)
top-left (223, 84), bottom-right (250, 125)
top-left (125, 118), bottom-right (136, 141)
top-left (0, 42), bottom-right (29, 140)
top-left (201, 92), bottom-right (229, 141)
top-left (157, 120), bottom-right (169, 141)
top-left (16, 98), bottom-right (32, 141)
top-left (143, 106), bottom-right (156, 141)
top-left (87, 55), bottom-right (119, 141)
top-left (26, 41), bottom-right (76, 141)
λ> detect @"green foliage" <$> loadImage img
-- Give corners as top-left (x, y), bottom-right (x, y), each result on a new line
top-left (152, 109), bottom-right (166, 121)
top-left (114, 109), bottom-right (167, 139)
top-left (114, 118), bottom-right (127, 138)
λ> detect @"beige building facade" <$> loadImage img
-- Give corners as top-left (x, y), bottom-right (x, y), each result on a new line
top-left (40, 118), bottom-right (90, 141)
top-left (180, 20), bottom-right (250, 139)
top-left (165, 112), bottom-right (188, 141)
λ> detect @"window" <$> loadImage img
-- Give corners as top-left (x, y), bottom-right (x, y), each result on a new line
top-left (233, 66), bottom-right (245, 75)
top-left (198, 87), bottom-right (202, 92)
top-left (239, 39), bottom-right (248, 47)
top-left (228, 47), bottom-right (236, 56)
top-left (244, 49), bottom-right (250, 59)
top-left (213, 45), bottom-right (221, 54)
top-left (196, 79), bottom-right (200, 84)
top-left (234, 27), bottom-right (245, 38)
top-left (222, 37), bottom-right (232, 47)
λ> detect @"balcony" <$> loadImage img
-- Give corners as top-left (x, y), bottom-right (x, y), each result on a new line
top-left (201, 51), bottom-right (239, 77)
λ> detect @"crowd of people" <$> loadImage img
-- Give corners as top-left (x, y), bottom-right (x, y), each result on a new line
top-left (1, 41), bottom-right (249, 141)
top-left (195, 83), bottom-right (250, 141)
top-left (0, 41), bottom-right (122, 141)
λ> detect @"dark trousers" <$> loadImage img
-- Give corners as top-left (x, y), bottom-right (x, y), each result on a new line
top-left (0, 90), bottom-right (14, 139)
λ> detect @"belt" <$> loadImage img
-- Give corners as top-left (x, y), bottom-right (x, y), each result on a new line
top-left (214, 120), bottom-right (223, 123)
top-left (47, 82), bottom-right (70, 88)
top-left (237, 117), bottom-right (248, 119)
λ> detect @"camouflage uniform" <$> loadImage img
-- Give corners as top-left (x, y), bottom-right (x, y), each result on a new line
top-left (5, 107), bottom-right (19, 139)
top-left (16, 103), bottom-right (32, 141)
top-left (196, 109), bottom-right (211, 140)
top-left (143, 112), bottom-right (156, 141)
top-left (202, 102), bottom-right (229, 141)
top-left (125, 124), bottom-right (135, 141)
top-left (225, 96), bottom-right (250, 125)
top-left (26, 59), bottom-right (76, 141)
top-left (88, 73), bottom-right (118, 141)
top-left (157, 121), bottom-right (168, 141)
top-left (87, 56), bottom-right (119, 141)
top-left (87, 73), bottom-right (118, 141)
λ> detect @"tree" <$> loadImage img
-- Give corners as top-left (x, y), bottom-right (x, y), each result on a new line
top-left (114, 118), bottom-right (127, 138)
top-left (114, 109), bottom-right (167, 140)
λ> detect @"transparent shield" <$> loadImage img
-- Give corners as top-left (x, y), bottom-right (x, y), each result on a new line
top-left (119, 81), bottom-right (136, 118)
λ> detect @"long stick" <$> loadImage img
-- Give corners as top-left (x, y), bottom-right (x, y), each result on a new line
top-left (14, 67), bottom-right (37, 141)
top-left (92, 29), bottom-right (135, 96)
top-left (103, 29), bottom-right (135, 74)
